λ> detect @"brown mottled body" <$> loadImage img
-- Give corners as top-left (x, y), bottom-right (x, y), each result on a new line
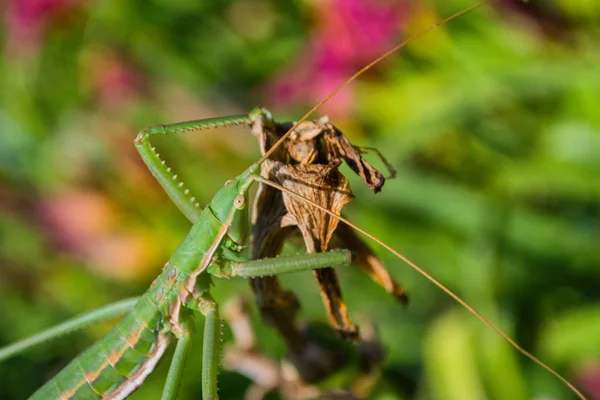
top-left (249, 113), bottom-right (407, 383)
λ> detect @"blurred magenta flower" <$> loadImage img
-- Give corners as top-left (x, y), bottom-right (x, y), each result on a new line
top-left (266, 0), bottom-right (408, 116)
top-left (579, 362), bottom-right (600, 400)
top-left (84, 48), bottom-right (146, 111)
top-left (39, 189), bottom-right (159, 281)
top-left (5, 0), bottom-right (82, 56)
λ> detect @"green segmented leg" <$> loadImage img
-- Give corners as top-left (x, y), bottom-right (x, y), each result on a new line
top-left (0, 297), bottom-right (139, 362)
top-left (161, 321), bottom-right (194, 400)
top-left (198, 296), bottom-right (221, 400)
top-left (227, 250), bottom-right (352, 278)
top-left (135, 112), bottom-right (255, 223)
top-left (160, 293), bottom-right (225, 400)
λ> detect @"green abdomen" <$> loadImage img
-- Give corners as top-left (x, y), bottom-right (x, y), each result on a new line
top-left (28, 205), bottom-right (224, 399)
top-left (29, 296), bottom-right (169, 400)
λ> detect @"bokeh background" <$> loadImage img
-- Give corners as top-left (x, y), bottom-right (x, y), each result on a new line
top-left (1, 0), bottom-right (599, 399)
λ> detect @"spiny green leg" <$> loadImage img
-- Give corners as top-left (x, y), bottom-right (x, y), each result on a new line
top-left (161, 321), bottom-right (195, 400)
top-left (229, 250), bottom-right (352, 278)
top-left (0, 297), bottom-right (139, 362)
top-left (134, 113), bottom-right (254, 223)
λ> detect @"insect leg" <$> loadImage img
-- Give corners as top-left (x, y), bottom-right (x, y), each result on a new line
top-left (186, 293), bottom-right (222, 400)
top-left (228, 249), bottom-right (352, 278)
top-left (0, 297), bottom-right (139, 362)
top-left (333, 223), bottom-right (408, 304)
top-left (134, 114), bottom-right (251, 223)
top-left (161, 320), bottom-right (194, 400)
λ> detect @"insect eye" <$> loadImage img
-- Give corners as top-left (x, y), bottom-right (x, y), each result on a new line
top-left (233, 195), bottom-right (246, 210)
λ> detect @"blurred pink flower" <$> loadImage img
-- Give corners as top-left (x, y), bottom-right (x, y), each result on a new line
top-left (39, 190), bottom-right (116, 252)
top-left (5, 0), bottom-right (83, 57)
top-left (266, 0), bottom-right (409, 116)
top-left (38, 189), bottom-right (158, 281)
top-left (579, 362), bottom-right (600, 400)
top-left (84, 49), bottom-right (146, 111)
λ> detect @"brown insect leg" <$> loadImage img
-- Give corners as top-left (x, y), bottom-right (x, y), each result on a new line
top-left (334, 223), bottom-right (409, 305)
top-left (312, 267), bottom-right (358, 339)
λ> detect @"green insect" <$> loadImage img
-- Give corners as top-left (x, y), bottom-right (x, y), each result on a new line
top-left (1, 108), bottom-right (353, 400)
top-left (0, 0), bottom-right (589, 399)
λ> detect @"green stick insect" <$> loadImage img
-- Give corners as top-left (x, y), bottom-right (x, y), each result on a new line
top-left (0, 0), bottom-right (589, 399)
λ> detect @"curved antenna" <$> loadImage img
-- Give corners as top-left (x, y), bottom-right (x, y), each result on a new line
top-left (247, 0), bottom-right (586, 397)
top-left (251, 0), bottom-right (496, 171)
top-left (252, 175), bottom-right (587, 400)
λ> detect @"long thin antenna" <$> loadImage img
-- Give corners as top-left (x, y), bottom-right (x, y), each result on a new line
top-left (250, 0), bottom-right (586, 397)
top-left (254, 0), bottom-right (495, 167)
top-left (252, 175), bottom-right (587, 400)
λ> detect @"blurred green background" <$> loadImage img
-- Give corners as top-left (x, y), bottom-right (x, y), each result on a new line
top-left (1, 0), bottom-right (599, 399)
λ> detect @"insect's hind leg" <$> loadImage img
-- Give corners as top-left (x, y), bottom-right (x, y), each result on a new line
top-left (0, 297), bottom-right (139, 362)
top-left (135, 113), bottom-right (257, 223)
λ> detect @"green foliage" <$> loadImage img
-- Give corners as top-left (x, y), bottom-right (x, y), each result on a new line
top-left (0, 0), bottom-right (598, 399)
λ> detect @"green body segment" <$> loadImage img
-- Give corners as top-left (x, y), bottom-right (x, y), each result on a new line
top-left (30, 300), bottom-right (165, 399)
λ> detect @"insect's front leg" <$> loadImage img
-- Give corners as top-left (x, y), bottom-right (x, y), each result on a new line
top-left (134, 113), bottom-right (252, 224)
